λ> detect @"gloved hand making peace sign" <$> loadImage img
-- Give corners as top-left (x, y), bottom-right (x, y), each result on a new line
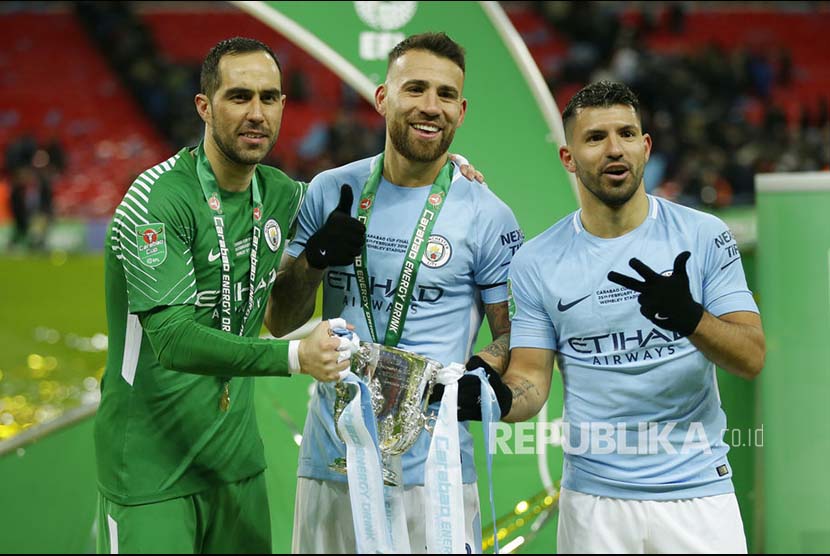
top-left (607, 251), bottom-right (704, 337)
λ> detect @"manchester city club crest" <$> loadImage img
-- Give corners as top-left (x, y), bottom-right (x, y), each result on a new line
top-left (422, 235), bottom-right (451, 268)
top-left (264, 219), bottom-right (281, 252)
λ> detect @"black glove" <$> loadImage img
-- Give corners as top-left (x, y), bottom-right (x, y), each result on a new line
top-left (428, 356), bottom-right (513, 421)
top-left (607, 251), bottom-right (704, 337)
top-left (305, 184), bottom-right (366, 270)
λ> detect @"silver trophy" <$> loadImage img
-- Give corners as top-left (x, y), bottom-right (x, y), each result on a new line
top-left (330, 342), bottom-right (440, 487)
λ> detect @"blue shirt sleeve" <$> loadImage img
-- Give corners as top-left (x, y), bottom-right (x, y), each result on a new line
top-left (507, 249), bottom-right (557, 350)
top-left (698, 215), bottom-right (759, 316)
top-left (473, 186), bottom-right (523, 304)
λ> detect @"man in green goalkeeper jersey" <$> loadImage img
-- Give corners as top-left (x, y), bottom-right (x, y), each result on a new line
top-left (95, 37), bottom-right (365, 554)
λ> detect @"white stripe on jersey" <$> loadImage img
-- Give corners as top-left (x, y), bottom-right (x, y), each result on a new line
top-left (106, 514), bottom-right (119, 554)
top-left (121, 263), bottom-right (159, 294)
top-left (132, 153), bottom-right (180, 188)
top-left (126, 186), bottom-right (149, 205)
top-left (113, 230), bottom-right (158, 284)
top-left (121, 192), bottom-right (148, 215)
top-left (114, 209), bottom-right (140, 230)
top-left (111, 152), bottom-right (182, 262)
top-left (118, 201), bottom-right (148, 225)
top-left (121, 313), bottom-right (142, 386)
top-left (133, 176), bottom-right (152, 194)
top-left (124, 153), bottom-right (180, 209)
top-left (170, 283), bottom-right (197, 305)
top-left (157, 270), bottom-right (195, 301)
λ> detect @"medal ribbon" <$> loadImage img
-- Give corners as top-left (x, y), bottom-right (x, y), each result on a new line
top-left (195, 142), bottom-right (262, 409)
top-left (354, 154), bottom-right (452, 346)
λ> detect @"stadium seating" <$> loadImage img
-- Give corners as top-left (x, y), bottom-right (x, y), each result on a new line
top-left (0, 12), bottom-right (168, 218)
top-left (3, 5), bottom-right (827, 218)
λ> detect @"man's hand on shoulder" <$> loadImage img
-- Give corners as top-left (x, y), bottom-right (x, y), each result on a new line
top-left (449, 153), bottom-right (485, 184)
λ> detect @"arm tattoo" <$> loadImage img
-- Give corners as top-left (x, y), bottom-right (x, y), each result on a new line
top-left (480, 334), bottom-right (510, 372)
top-left (510, 379), bottom-right (540, 403)
top-left (478, 301), bottom-right (511, 373)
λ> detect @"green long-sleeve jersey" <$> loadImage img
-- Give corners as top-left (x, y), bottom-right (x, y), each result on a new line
top-left (96, 147), bottom-right (305, 504)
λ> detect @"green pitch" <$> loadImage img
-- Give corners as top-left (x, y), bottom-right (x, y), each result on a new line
top-left (0, 253), bottom-right (107, 441)
top-left (0, 252), bottom-right (763, 553)
top-left (0, 253), bottom-right (558, 553)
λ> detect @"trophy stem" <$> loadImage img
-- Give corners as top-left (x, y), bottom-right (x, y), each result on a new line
top-left (381, 454), bottom-right (402, 488)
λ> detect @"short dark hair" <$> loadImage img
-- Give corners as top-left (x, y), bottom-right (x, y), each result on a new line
top-left (200, 37), bottom-right (282, 98)
top-left (387, 32), bottom-right (465, 73)
top-left (562, 80), bottom-right (642, 137)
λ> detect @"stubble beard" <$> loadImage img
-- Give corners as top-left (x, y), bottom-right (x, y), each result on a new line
top-left (212, 126), bottom-right (277, 166)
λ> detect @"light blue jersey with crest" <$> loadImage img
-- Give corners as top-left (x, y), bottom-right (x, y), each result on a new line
top-left (508, 195), bottom-right (758, 500)
top-left (286, 155), bottom-right (523, 485)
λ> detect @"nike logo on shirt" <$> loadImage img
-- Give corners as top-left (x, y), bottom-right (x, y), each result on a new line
top-left (557, 295), bottom-right (590, 312)
top-left (208, 249), bottom-right (221, 263)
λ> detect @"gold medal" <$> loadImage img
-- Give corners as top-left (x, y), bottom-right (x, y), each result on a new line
top-left (219, 382), bottom-right (230, 412)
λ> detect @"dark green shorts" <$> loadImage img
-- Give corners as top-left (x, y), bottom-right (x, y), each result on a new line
top-left (97, 472), bottom-right (270, 554)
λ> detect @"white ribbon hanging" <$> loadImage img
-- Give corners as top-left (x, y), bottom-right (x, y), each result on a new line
top-left (424, 362), bottom-right (467, 554)
top-left (383, 455), bottom-right (413, 553)
top-left (337, 373), bottom-right (395, 554)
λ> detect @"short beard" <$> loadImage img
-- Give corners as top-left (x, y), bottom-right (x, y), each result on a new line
top-left (577, 165), bottom-right (643, 208)
top-left (212, 128), bottom-right (276, 166)
top-left (388, 119), bottom-right (455, 163)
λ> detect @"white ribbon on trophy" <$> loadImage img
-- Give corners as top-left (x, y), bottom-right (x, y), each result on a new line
top-left (331, 328), bottom-right (502, 554)
top-left (382, 453), bottom-right (413, 553)
top-left (424, 362), bottom-right (467, 554)
top-left (331, 323), bottom-right (397, 554)
top-left (337, 371), bottom-right (396, 554)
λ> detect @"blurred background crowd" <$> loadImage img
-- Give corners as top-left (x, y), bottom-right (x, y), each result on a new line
top-left (1, 1), bottom-right (828, 250)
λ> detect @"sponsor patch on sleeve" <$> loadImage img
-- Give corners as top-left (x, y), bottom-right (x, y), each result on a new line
top-left (136, 223), bottom-right (167, 267)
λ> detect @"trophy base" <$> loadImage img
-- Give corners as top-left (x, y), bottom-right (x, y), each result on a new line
top-left (329, 457), bottom-right (401, 487)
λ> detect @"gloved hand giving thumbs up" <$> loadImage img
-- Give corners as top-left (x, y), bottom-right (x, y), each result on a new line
top-left (305, 184), bottom-right (366, 269)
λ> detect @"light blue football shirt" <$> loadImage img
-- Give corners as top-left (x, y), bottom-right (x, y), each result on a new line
top-left (286, 155), bottom-right (523, 485)
top-left (509, 195), bottom-right (758, 500)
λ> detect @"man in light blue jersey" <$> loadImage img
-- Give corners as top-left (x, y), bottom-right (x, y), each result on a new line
top-left (500, 81), bottom-right (765, 553)
top-left (268, 32), bottom-right (520, 553)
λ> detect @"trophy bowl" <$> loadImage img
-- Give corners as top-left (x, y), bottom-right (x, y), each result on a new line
top-left (330, 342), bottom-right (440, 486)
